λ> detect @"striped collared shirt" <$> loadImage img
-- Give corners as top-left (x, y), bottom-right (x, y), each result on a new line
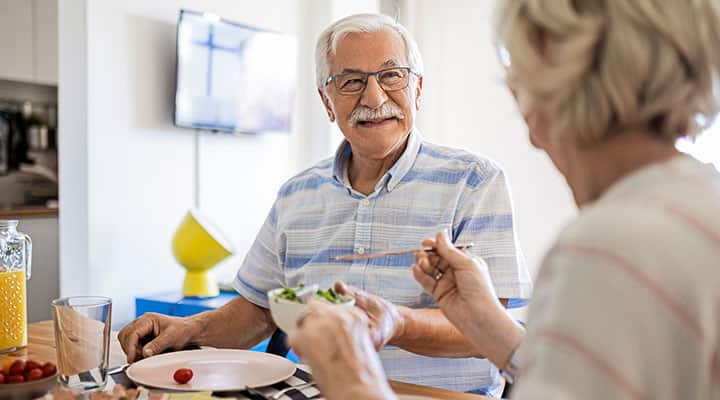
top-left (234, 130), bottom-right (532, 395)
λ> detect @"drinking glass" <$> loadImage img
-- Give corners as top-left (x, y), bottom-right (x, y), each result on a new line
top-left (51, 296), bottom-right (112, 392)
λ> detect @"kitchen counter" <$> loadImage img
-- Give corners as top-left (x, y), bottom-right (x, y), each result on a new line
top-left (0, 206), bottom-right (58, 218)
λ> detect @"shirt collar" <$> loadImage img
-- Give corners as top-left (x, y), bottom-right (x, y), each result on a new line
top-left (598, 154), bottom-right (709, 204)
top-left (332, 141), bottom-right (353, 189)
top-left (385, 128), bottom-right (422, 192)
top-left (332, 129), bottom-right (423, 194)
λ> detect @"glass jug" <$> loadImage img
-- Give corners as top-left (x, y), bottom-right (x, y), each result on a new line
top-left (0, 220), bottom-right (32, 353)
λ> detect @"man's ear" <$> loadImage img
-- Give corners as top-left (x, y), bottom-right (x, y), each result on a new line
top-left (318, 89), bottom-right (335, 122)
top-left (414, 75), bottom-right (423, 110)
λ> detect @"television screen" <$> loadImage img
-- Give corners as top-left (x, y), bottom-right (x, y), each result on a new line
top-left (174, 10), bottom-right (298, 133)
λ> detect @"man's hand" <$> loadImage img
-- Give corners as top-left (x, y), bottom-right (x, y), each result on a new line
top-left (333, 281), bottom-right (485, 358)
top-left (334, 281), bottom-right (404, 350)
top-left (118, 313), bottom-right (204, 363)
top-left (287, 300), bottom-right (397, 400)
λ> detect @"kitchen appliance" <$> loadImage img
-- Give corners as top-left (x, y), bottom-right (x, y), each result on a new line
top-left (0, 105), bottom-right (32, 173)
top-left (27, 125), bottom-right (49, 150)
top-left (0, 113), bottom-right (9, 175)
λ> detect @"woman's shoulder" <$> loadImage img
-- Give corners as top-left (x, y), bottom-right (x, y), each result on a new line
top-left (544, 189), bottom-right (720, 293)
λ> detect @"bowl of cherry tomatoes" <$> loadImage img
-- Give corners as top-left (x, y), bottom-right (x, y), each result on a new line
top-left (0, 358), bottom-right (58, 400)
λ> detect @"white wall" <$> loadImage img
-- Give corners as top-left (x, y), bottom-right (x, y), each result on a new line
top-left (58, 0), bottom-right (90, 299)
top-left (59, 0), bottom-right (303, 327)
top-left (402, 0), bottom-right (577, 279)
top-left (59, 0), bottom-right (382, 327)
top-left (677, 124), bottom-right (720, 171)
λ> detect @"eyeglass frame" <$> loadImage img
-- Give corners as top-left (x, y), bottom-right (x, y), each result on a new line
top-left (323, 66), bottom-right (421, 95)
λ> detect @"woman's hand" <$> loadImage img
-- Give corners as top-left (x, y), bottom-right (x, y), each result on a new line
top-left (334, 281), bottom-right (405, 350)
top-left (412, 231), bottom-right (524, 368)
top-left (412, 231), bottom-right (501, 319)
top-left (287, 300), bottom-right (397, 400)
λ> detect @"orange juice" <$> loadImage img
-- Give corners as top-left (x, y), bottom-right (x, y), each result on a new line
top-left (0, 270), bottom-right (27, 352)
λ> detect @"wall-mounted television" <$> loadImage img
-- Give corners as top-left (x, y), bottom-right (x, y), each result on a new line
top-left (174, 10), bottom-right (298, 133)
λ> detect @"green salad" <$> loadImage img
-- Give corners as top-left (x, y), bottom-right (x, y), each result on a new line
top-left (274, 284), bottom-right (350, 304)
top-left (315, 288), bottom-right (343, 303)
top-left (275, 284), bottom-right (305, 302)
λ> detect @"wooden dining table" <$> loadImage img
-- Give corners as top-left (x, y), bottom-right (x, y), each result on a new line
top-left (0, 321), bottom-right (491, 399)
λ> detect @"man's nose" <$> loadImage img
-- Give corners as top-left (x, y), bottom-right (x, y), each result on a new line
top-left (360, 75), bottom-right (388, 110)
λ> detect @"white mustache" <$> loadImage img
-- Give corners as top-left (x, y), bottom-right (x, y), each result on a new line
top-left (349, 102), bottom-right (405, 125)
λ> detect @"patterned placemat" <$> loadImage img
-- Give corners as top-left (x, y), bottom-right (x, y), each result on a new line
top-left (38, 366), bottom-right (322, 400)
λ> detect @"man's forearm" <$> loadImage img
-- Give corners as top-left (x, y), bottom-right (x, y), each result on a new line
top-left (389, 299), bottom-right (510, 358)
top-left (389, 307), bottom-right (479, 358)
top-left (189, 296), bottom-right (276, 349)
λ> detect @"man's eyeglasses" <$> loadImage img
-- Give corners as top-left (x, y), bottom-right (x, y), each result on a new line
top-left (324, 67), bottom-right (420, 95)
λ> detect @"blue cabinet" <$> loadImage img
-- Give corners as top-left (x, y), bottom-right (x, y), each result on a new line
top-left (136, 291), bottom-right (240, 317)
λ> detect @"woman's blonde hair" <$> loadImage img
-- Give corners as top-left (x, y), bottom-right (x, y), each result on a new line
top-left (496, 0), bottom-right (720, 142)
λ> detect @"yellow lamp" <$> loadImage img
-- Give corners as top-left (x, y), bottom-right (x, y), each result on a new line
top-left (172, 209), bottom-right (234, 297)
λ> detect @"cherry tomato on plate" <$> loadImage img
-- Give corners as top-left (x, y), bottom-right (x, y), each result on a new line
top-left (173, 368), bottom-right (193, 384)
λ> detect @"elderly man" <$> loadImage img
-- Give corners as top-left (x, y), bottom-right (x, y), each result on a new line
top-left (118, 13), bottom-right (531, 396)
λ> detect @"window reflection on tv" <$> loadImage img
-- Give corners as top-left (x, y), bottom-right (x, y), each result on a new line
top-left (174, 10), bottom-right (297, 133)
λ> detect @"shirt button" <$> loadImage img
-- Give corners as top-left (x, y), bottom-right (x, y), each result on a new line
top-left (361, 199), bottom-right (370, 206)
top-left (356, 247), bottom-right (365, 255)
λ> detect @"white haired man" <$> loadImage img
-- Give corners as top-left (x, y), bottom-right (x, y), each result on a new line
top-left (119, 13), bottom-right (531, 396)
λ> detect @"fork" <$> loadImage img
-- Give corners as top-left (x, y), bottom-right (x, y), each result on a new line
top-left (246, 381), bottom-right (316, 400)
top-left (330, 243), bottom-right (475, 261)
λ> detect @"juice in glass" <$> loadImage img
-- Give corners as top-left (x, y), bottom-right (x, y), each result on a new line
top-left (0, 270), bottom-right (27, 352)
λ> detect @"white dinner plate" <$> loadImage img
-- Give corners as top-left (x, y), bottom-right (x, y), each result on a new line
top-left (125, 348), bottom-right (296, 391)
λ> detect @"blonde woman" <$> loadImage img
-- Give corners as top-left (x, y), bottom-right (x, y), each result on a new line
top-left (288, 0), bottom-right (720, 399)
